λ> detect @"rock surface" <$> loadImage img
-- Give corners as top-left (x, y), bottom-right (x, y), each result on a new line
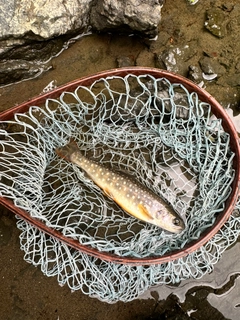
top-left (0, 0), bottom-right (90, 46)
top-left (205, 8), bottom-right (226, 38)
top-left (90, 0), bottom-right (161, 38)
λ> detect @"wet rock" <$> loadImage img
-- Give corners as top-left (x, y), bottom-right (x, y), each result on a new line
top-left (205, 8), bottom-right (226, 38)
top-left (0, 37), bottom-right (67, 61)
top-left (0, 36), bottom-right (70, 85)
top-left (154, 79), bottom-right (196, 120)
top-left (155, 43), bottom-right (197, 76)
top-left (0, 1), bottom-right (90, 43)
top-left (0, 60), bottom-right (51, 86)
top-left (188, 65), bottom-right (203, 83)
top-left (90, 0), bottom-right (162, 38)
top-left (1, 0), bottom-right (162, 45)
top-left (199, 56), bottom-right (226, 81)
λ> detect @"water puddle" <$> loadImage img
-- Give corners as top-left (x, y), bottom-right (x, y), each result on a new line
top-left (208, 276), bottom-right (240, 320)
top-left (139, 240), bottom-right (240, 319)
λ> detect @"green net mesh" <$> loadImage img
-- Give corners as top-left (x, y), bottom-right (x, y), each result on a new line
top-left (0, 74), bottom-right (239, 302)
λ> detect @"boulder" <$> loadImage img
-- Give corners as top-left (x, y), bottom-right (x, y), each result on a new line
top-left (0, 0), bottom-right (90, 44)
top-left (90, 0), bottom-right (162, 38)
top-left (0, 0), bottom-right (161, 47)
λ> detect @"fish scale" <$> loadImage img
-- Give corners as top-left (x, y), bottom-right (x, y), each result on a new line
top-left (55, 140), bottom-right (185, 233)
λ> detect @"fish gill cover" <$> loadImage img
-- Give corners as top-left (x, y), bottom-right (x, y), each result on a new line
top-left (0, 73), bottom-right (239, 302)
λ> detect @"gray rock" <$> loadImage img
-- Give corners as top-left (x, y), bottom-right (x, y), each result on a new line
top-left (204, 8), bottom-right (226, 38)
top-left (0, 0), bottom-right (90, 43)
top-left (155, 43), bottom-right (197, 76)
top-left (0, 59), bottom-right (51, 85)
top-left (188, 65), bottom-right (203, 83)
top-left (199, 56), bottom-right (226, 78)
top-left (0, 0), bottom-right (161, 46)
top-left (90, 0), bottom-right (162, 38)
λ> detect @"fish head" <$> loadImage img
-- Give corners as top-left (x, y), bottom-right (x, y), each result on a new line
top-left (153, 203), bottom-right (185, 234)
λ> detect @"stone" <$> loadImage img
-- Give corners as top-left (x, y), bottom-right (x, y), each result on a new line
top-left (90, 0), bottom-right (162, 38)
top-left (188, 65), bottom-right (203, 83)
top-left (155, 43), bottom-right (197, 76)
top-left (0, 0), bottom-right (162, 45)
top-left (0, 0), bottom-right (90, 43)
top-left (0, 59), bottom-right (51, 85)
top-left (204, 8), bottom-right (226, 38)
top-left (199, 56), bottom-right (226, 77)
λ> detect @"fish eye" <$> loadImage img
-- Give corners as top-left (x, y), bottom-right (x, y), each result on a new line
top-left (173, 218), bottom-right (181, 226)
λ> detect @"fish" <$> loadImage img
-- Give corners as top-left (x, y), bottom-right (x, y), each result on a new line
top-left (55, 140), bottom-right (185, 233)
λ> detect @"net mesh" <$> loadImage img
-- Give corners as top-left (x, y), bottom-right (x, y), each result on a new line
top-left (0, 74), bottom-right (238, 302)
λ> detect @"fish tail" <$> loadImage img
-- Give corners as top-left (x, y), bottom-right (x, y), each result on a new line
top-left (55, 138), bottom-right (80, 161)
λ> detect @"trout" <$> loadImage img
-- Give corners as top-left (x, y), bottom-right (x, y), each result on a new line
top-left (55, 140), bottom-right (185, 233)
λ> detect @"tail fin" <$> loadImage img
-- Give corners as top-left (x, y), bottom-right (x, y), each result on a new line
top-left (55, 138), bottom-right (80, 161)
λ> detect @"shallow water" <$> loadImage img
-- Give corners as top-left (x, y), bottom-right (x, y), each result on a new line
top-left (140, 240), bottom-right (240, 319)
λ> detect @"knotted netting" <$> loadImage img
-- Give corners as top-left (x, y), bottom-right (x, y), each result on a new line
top-left (0, 73), bottom-right (239, 302)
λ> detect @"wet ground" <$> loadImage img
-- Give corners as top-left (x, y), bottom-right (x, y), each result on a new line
top-left (0, 0), bottom-right (240, 319)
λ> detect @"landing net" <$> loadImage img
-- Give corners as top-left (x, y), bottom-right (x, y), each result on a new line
top-left (0, 74), bottom-right (238, 302)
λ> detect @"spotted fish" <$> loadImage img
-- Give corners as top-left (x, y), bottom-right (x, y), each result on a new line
top-left (55, 140), bottom-right (185, 233)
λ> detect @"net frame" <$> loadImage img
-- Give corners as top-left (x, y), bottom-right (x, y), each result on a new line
top-left (0, 67), bottom-right (240, 267)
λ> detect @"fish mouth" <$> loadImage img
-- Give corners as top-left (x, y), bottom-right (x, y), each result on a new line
top-left (164, 220), bottom-right (185, 234)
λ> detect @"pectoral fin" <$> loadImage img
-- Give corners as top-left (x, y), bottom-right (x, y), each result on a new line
top-left (103, 187), bottom-right (115, 200)
top-left (137, 203), bottom-right (154, 222)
